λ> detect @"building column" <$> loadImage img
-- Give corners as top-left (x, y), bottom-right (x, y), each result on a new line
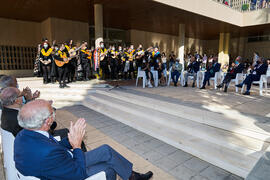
top-left (178, 24), bottom-right (185, 65)
top-left (218, 32), bottom-right (230, 71)
top-left (94, 4), bottom-right (103, 48)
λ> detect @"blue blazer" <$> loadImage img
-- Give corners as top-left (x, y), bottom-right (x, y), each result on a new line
top-left (14, 129), bottom-right (87, 180)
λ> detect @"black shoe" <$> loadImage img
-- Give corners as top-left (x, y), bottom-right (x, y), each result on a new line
top-left (129, 171), bottom-right (153, 180)
top-left (63, 84), bottom-right (70, 88)
top-left (243, 91), bottom-right (250, 95)
top-left (200, 86), bottom-right (205, 89)
top-left (174, 83), bottom-right (177, 87)
top-left (59, 84), bottom-right (64, 88)
top-left (184, 83), bottom-right (188, 87)
top-left (224, 86), bottom-right (228, 92)
top-left (216, 84), bottom-right (222, 89)
top-left (192, 83), bottom-right (195, 88)
top-left (235, 84), bottom-right (243, 88)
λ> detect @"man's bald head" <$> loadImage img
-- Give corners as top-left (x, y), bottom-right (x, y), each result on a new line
top-left (0, 87), bottom-right (20, 106)
top-left (18, 99), bottom-right (53, 130)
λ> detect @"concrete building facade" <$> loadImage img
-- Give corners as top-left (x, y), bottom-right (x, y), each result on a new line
top-left (0, 0), bottom-right (270, 76)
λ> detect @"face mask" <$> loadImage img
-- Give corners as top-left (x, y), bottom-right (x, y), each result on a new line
top-left (55, 47), bottom-right (59, 51)
top-left (112, 48), bottom-right (115, 51)
top-left (130, 47), bottom-right (134, 50)
top-left (101, 45), bottom-right (104, 48)
top-left (22, 96), bottom-right (27, 105)
top-left (119, 48), bottom-right (122, 51)
top-left (235, 61), bottom-right (239, 65)
top-left (143, 60), bottom-right (146, 63)
top-left (44, 44), bottom-right (48, 49)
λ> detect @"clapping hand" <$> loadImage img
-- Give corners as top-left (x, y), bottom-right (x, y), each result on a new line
top-left (22, 87), bottom-right (33, 101)
top-left (68, 118), bottom-right (86, 149)
top-left (33, 90), bottom-right (40, 99)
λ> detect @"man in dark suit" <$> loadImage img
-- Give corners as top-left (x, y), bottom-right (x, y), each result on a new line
top-left (200, 57), bottom-right (221, 89)
top-left (184, 55), bottom-right (200, 87)
top-left (0, 87), bottom-right (23, 136)
top-left (14, 99), bottom-right (153, 180)
top-left (217, 56), bottom-right (244, 92)
top-left (236, 58), bottom-right (268, 95)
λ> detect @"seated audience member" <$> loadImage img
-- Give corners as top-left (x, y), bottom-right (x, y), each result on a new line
top-left (217, 56), bottom-right (244, 92)
top-left (171, 58), bottom-right (183, 87)
top-left (200, 57), bottom-right (221, 89)
top-left (157, 57), bottom-right (166, 86)
top-left (141, 58), bottom-right (153, 88)
top-left (0, 75), bottom-right (40, 100)
top-left (0, 87), bottom-right (23, 136)
top-left (184, 55), bottom-right (200, 88)
top-left (14, 99), bottom-right (153, 180)
top-left (236, 57), bottom-right (268, 95)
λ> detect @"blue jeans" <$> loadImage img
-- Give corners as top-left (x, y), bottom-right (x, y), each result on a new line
top-left (171, 70), bottom-right (180, 84)
top-left (85, 144), bottom-right (133, 180)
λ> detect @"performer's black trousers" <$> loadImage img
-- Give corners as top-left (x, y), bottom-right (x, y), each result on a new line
top-left (58, 65), bottom-right (68, 85)
top-left (41, 63), bottom-right (51, 83)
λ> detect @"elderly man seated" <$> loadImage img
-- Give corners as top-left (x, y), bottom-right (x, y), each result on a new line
top-left (14, 99), bottom-right (153, 180)
top-left (200, 57), bottom-right (221, 89)
top-left (183, 55), bottom-right (200, 88)
top-left (0, 87), bottom-right (24, 136)
top-left (217, 56), bottom-right (244, 92)
top-left (171, 58), bottom-right (183, 86)
top-left (236, 57), bottom-right (268, 95)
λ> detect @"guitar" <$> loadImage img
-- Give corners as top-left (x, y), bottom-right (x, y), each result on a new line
top-left (55, 57), bottom-right (71, 67)
top-left (99, 48), bottom-right (108, 61)
top-left (69, 44), bottom-right (84, 58)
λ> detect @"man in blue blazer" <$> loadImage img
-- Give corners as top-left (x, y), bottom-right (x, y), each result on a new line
top-left (14, 99), bottom-right (153, 180)
top-left (200, 57), bottom-right (221, 89)
top-left (236, 58), bottom-right (268, 95)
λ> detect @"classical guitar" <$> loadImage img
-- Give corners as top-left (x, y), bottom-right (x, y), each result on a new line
top-left (55, 57), bottom-right (71, 67)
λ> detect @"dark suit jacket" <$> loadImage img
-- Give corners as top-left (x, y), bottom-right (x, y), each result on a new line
top-left (208, 62), bottom-right (221, 75)
top-left (234, 63), bottom-right (244, 74)
top-left (14, 129), bottom-right (87, 180)
top-left (187, 61), bottom-right (200, 73)
top-left (1, 107), bottom-right (22, 137)
top-left (253, 63), bottom-right (268, 76)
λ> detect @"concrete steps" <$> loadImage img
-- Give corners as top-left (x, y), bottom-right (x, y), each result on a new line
top-left (82, 90), bottom-right (270, 178)
top-left (96, 90), bottom-right (270, 142)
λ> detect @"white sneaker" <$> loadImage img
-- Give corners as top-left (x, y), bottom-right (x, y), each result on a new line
top-left (148, 81), bottom-right (153, 88)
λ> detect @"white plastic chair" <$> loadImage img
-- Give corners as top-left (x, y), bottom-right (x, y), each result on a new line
top-left (136, 67), bottom-right (146, 88)
top-left (241, 74), bottom-right (268, 96)
top-left (182, 71), bottom-right (200, 88)
top-left (17, 170), bottom-right (106, 180)
top-left (209, 71), bottom-right (223, 89)
top-left (1, 128), bottom-right (17, 180)
top-left (227, 73), bottom-right (244, 92)
top-left (167, 65), bottom-right (184, 86)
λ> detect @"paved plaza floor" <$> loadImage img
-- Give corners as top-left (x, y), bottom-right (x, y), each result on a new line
top-left (1, 77), bottom-right (270, 180)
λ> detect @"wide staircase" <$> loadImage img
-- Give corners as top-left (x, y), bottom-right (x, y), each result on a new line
top-left (82, 89), bottom-right (270, 179)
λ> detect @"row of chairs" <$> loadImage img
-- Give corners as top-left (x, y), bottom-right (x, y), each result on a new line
top-left (0, 126), bottom-right (106, 180)
top-left (136, 66), bottom-right (270, 96)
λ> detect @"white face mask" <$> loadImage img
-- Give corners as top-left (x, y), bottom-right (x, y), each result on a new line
top-left (119, 48), bottom-right (122, 51)
top-left (44, 44), bottom-right (48, 49)
top-left (112, 48), bottom-right (115, 51)
top-left (101, 44), bottom-right (104, 48)
top-left (55, 47), bottom-right (59, 51)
